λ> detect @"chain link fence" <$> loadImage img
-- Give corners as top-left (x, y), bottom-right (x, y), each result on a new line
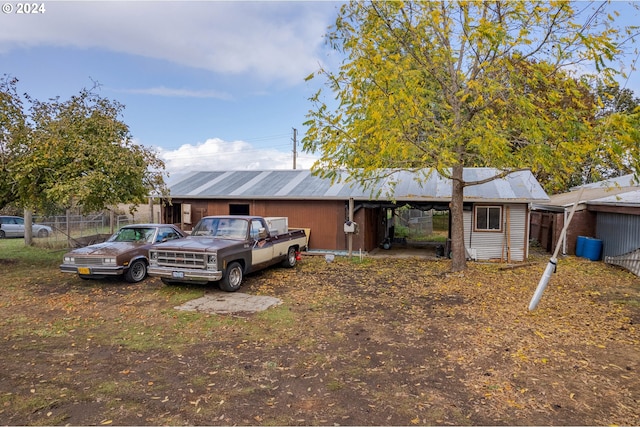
top-left (32, 213), bottom-right (135, 248)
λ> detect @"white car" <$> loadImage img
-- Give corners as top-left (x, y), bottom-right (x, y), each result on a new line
top-left (0, 216), bottom-right (53, 238)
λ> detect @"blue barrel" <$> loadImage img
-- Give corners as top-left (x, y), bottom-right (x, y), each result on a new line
top-left (576, 236), bottom-right (587, 257)
top-left (583, 238), bottom-right (603, 261)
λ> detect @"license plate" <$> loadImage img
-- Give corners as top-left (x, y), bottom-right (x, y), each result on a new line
top-left (172, 271), bottom-right (184, 279)
top-left (78, 267), bottom-right (90, 275)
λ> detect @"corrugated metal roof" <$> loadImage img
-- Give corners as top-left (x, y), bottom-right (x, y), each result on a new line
top-left (534, 174), bottom-right (639, 209)
top-left (166, 168), bottom-right (549, 202)
top-left (589, 189), bottom-right (640, 208)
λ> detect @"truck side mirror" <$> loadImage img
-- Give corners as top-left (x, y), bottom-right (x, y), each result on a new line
top-left (258, 228), bottom-right (268, 239)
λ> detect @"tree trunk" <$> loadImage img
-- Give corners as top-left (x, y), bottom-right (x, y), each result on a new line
top-left (23, 208), bottom-right (33, 246)
top-left (450, 165), bottom-right (467, 272)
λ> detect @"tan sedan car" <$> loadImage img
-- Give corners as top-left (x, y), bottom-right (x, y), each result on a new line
top-left (60, 224), bottom-right (186, 283)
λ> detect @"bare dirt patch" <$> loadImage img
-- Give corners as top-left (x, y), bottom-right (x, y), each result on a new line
top-left (0, 252), bottom-right (638, 425)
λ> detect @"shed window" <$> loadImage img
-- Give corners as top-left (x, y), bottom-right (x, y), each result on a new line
top-left (475, 206), bottom-right (502, 231)
top-left (229, 204), bottom-right (250, 215)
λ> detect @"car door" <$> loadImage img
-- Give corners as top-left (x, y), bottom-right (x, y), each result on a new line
top-left (4, 217), bottom-right (25, 237)
top-left (250, 219), bottom-right (274, 268)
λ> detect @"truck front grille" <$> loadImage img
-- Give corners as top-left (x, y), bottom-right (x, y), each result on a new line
top-left (154, 251), bottom-right (206, 269)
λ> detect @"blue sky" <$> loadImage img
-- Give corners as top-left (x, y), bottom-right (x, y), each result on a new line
top-left (1, 1), bottom-right (342, 173)
top-left (1, 1), bottom-right (639, 176)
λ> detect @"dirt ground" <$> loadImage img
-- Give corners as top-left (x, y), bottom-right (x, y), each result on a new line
top-left (0, 250), bottom-right (639, 426)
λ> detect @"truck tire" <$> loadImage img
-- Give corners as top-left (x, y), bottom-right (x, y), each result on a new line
top-left (124, 259), bottom-right (147, 283)
top-left (281, 246), bottom-right (297, 268)
top-left (219, 261), bottom-right (243, 292)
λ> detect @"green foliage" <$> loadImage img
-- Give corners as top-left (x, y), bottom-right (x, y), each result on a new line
top-left (303, 1), bottom-right (639, 269)
top-left (0, 77), bottom-right (168, 214)
top-left (0, 76), bottom-right (28, 208)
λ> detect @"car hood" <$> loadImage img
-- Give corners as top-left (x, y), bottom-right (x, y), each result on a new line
top-left (66, 241), bottom-right (147, 256)
top-left (152, 236), bottom-right (241, 252)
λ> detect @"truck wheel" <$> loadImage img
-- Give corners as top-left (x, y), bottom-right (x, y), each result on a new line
top-left (281, 246), bottom-right (297, 268)
top-left (124, 259), bottom-right (147, 283)
top-left (219, 262), bottom-right (243, 292)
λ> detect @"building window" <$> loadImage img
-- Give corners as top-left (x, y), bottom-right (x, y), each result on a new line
top-left (475, 206), bottom-right (502, 231)
top-left (229, 204), bottom-right (250, 215)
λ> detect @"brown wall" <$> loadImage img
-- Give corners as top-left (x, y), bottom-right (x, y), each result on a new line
top-left (531, 209), bottom-right (596, 255)
top-left (564, 210), bottom-right (597, 254)
top-left (164, 199), bottom-right (384, 252)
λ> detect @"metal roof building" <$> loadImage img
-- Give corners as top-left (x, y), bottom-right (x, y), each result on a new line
top-left (161, 168), bottom-right (548, 261)
top-left (167, 168), bottom-right (548, 203)
top-left (530, 174), bottom-right (640, 275)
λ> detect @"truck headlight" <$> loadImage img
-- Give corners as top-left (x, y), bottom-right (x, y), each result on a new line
top-left (64, 256), bottom-right (74, 264)
top-left (103, 258), bottom-right (116, 265)
top-left (207, 254), bottom-right (217, 269)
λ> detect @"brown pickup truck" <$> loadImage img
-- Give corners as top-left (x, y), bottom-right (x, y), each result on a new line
top-left (148, 215), bottom-right (307, 291)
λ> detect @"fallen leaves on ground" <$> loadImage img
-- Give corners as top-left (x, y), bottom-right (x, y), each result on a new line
top-left (0, 253), bottom-right (638, 425)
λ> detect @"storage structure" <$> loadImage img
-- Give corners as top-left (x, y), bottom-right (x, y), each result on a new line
top-left (160, 168), bottom-right (549, 262)
top-left (531, 174), bottom-right (640, 275)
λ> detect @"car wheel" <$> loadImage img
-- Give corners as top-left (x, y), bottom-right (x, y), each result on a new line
top-left (281, 246), bottom-right (297, 268)
top-left (124, 259), bottom-right (147, 283)
top-left (219, 261), bottom-right (243, 292)
top-left (0, 230), bottom-right (5, 239)
top-left (37, 229), bottom-right (49, 238)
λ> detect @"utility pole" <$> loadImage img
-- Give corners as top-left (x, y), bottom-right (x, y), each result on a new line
top-left (292, 128), bottom-right (297, 170)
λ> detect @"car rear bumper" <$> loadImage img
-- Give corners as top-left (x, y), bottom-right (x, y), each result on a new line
top-left (147, 266), bottom-right (222, 282)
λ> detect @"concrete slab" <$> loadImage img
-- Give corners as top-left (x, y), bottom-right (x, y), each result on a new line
top-left (174, 291), bottom-right (282, 315)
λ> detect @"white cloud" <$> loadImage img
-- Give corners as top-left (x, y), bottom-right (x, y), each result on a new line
top-left (0, 1), bottom-right (338, 85)
top-left (116, 86), bottom-right (231, 99)
top-left (157, 138), bottom-right (317, 175)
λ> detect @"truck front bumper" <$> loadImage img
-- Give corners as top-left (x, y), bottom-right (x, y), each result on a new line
top-left (147, 266), bottom-right (222, 283)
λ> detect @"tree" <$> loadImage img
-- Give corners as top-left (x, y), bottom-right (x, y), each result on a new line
top-left (0, 76), bottom-right (27, 208)
top-left (570, 82), bottom-right (640, 185)
top-left (303, 1), bottom-right (639, 271)
top-left (1, 77), bottom-right (168, 242)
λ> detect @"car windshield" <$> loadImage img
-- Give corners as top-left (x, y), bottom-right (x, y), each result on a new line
top-left (192, 218), bottom-right (248, 240)
top-left (109, 227), bottom-right (156, 243)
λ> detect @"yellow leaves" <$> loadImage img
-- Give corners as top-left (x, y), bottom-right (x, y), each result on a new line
top-left (534, 330), bottom-right (547, 339)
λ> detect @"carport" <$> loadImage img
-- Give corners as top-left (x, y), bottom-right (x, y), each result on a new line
top-left (160, 168), bottom-right (548, 261)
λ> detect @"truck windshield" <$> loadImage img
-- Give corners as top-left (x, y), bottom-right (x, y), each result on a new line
top-left (192, 218), bottom-right (248, 240)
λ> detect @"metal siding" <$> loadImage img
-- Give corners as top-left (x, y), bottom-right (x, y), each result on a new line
top-left (238, 171), bottom-right (296, 196)
top-left (167, 168), bottom-right (548, 202)
top-left (296, 174), bottom-right (340, 197)
top-left (507, 205), bottom-right (527, 261)
top-left (465, 204), bottom-right (526, 261)
top-left (215, 171), bottom-right (263, 196)
top-left (171, 171), bottom-right (224, 196)
top-left (597, 212), bottom-right (640, 257)
top-left (203, 199), bottom-right (346, 251)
